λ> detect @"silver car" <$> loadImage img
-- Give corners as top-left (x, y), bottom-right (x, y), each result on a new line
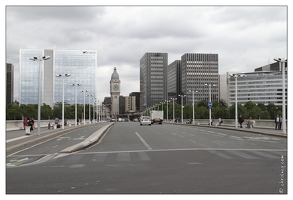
top-left (140, 116), bottom-right (151, 126)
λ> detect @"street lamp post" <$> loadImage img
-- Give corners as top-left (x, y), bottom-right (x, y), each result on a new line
top-left (81, 90), bottom-right (89, 125)
top-left (189, 90), bottom-right (198, 125)
top-left (274, 58), bottom-right (287, 135)
top-left (171, 98), bottom-right (177, 123)
top-left (86, 94), bottom-right (92, 124)
top-left (178, 94), bottom-right (186, 124)
top-left (71, 83), bottom-right (81, 126)
top-left (229, 74), bottom-right (245, 128)
top-left (56, 74), bottom-right (71, 129)
top-left (205, 84), bottom-right (216, 126)
top-left (29, 56), bottom-right (50, 136)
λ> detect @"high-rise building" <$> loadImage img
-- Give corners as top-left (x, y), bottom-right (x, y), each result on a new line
top-left (140, 52), bottom-right (168, 111)
top-left (19, 49), bottom-right (97, 108)
top-left (167, 60), bottom-right (181, 103)
top-left (6, 63), bottom-right (14, 105)
top-left (181, 53), bottom-right (219, 104)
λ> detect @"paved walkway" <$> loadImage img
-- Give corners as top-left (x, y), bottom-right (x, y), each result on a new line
top-left (170, 122), bottom-right (287, 138)
top-left (6, 122), bottom-right (103, 155)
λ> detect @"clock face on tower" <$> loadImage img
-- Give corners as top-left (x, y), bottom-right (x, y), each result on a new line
top-left (113, 84), bottom-right (119, 91)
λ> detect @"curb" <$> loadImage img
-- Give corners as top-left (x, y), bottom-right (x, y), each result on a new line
top-left (60, 123), bottom-right (114, 153)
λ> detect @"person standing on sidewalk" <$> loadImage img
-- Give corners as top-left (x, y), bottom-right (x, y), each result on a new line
top-left (275, 115), bottom-right (280, 130)
top-left (238, 115), bottom-right (244, 128)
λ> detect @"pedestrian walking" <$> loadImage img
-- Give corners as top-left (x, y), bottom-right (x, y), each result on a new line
top-left (238, 115), bottom-right (244, 128)
top-left (218, 118), bottom-right (223, 126)
top-left (23, 117), bottom-right (28, 130)
top-left (279, 116), bottom-right (282, 130)
top-left (275, 115), bottom-right (280, 130)
top-left (248, 117), bottom-right (253, 129)
top-left (29, 117), bottom-right (34, 131)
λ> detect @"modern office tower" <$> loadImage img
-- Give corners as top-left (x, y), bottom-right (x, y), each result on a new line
top-left (129, 92), bottom-right (140, 112)
top-left (167, 60), bottom-right (181, 103)
top-left (228, 70), bottom-right (287, 106)
top-left (19, 49), bottom-right (97, 108)
top-left (181, 53), bottom-right (219, 105)
top-left (6, 63), bottom-right (14, 104)
top-left (140, 52), bottom-right (168, 111)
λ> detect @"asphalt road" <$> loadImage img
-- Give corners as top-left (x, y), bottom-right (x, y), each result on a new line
top-left (6, 122), bottom-right (287, 194)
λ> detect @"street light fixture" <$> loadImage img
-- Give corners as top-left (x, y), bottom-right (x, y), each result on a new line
top-left (189, 90), bottom-right (198, 125)
top-left (56, 74), bottom-right (71, 129)
top-left (178, 94), bottom-right (186, 124)
top-left (171, 98), bottom-right (177, 123)
top-left (205, 84), bottom-right (216, 126)
top-left (274, 58), bottom-right (287, 135)
top-left (86, 94), bottom-right (93, 124)
top-left (229, 74), bottom-right (245, 128)
top-left (71, 83), bottom-right (82, 126)
top-left (81, 90), bottom-right (89, 125)
top-left (29, 56), bottom-right (50, 136)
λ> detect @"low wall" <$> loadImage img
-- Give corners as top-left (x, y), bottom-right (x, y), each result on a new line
top-left (6, 119), bottom-right (92, 131)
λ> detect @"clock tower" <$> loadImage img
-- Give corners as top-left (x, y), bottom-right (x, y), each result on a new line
top-left (110, 67), bottom-right (120, 117)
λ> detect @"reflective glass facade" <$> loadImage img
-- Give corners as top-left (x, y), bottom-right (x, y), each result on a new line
top-left (19, 49), bottom-right (97, 107)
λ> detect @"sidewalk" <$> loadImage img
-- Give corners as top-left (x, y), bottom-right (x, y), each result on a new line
top-left (6, 122), bottom-right (103, 155)
top-left (171, 122), bottom-right (287, 138)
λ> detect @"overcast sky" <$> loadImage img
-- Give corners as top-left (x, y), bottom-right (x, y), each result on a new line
top-left (5, 3), bottom-right (288, 104)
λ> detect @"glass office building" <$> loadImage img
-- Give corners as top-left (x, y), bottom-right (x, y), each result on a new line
top-left (140, 52), bottom-right (168, 111)
top-left (19, 49), bottom-right (97, 107)
top-left (181, 53), bottom-right (219, 104)
top-left (228, 71), bottom-right (287, 106)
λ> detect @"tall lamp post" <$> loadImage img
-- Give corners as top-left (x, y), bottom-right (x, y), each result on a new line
top-left (189, 90), bottom-right (198, 125)
top-left (178, 94), bottom-right (186, 124)
top-left (274, 58), bottom-right (287, 135)
top-left (56, 74), bottom-right (71, 129)
top-left (229, 74), bottom-right (245, 128)
top-left (205, 84), bottom-right (216, 126)
top-left (29, 56), bottom-right (50, 136)
top-left (171, 98), bottom-right (177, 123)
top-left (71, 83), bottom-right (81, 126)
top-left (81, 90), bottom-right (89, 125)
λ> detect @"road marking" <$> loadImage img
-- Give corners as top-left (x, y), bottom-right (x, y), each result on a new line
top-left (137, 152), bottom-right (150, 161)
top-left (6, 135), bottom-right (33, 143)
top-left (52, 145), bottom-right (58, 149)
top-left (216, 133), bottom-right (227, 136)
top-left (208, 150), bottom-right (234, 159)
top-left (188, 139), bottom-right (196, 144)
top-left (117, 152), bottom-right (131, 161)
top-left (178, 135), bottom-right (185, 138)
top-left (135, 132), bottom-right (152, 150)
top-left (171, 132), bottom-right (177, 136)
top-left (227, 150), bottom-right (259, 159)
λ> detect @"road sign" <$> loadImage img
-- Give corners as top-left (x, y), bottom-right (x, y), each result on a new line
top-left (208, 102), bottom-right (212, 108)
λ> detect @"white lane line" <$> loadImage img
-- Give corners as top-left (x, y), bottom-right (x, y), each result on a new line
top-left (188, 139), bottom-right (196, 144)
top-left (52, 145), bottom-right (58, 149)
top-left (216, 133), bottom-right (227, 136)
top-left (178, 135), bottom-right (185, 138)
top-left (6, 135), bottom-right (33, 143)
top-left (135, 132), bottom-right (152, 150)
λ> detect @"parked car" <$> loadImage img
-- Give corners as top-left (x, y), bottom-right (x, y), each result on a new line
top-left (140, 116), bottom-right (151, 126)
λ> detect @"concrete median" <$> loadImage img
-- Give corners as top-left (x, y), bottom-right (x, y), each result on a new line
top-left (60, 123), bottom-right (114, 153)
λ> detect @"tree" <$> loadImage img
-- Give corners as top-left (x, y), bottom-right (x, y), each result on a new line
top-left (41, 103), bottom-right (53, 120)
